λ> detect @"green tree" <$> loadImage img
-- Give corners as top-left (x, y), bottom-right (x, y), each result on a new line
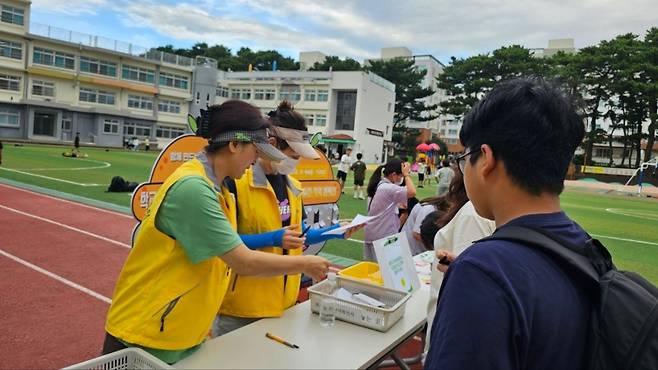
top-left (437, 45), bottom-right (547, 118)
top-left (309, 56), bottom-right (361, 71)
top-left (365, 57), bottom-right (438, 128)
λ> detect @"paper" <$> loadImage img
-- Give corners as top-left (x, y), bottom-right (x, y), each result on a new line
top-left (322, 203), bottom-right (395, 236)
top-left (333, 288), bottom-right (386, 308)
top-left (373, 232), bottom-right (421, 293)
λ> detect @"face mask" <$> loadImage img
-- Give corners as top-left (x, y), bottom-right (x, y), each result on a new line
top-left (395, 178), bottom-right (404, 186)
top-left (271, 156), bottom-right (300, 175)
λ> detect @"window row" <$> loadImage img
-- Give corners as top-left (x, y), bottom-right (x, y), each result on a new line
top-left (28, 47), bottom-right (189, 89)
top-left (0, 74), bottom-right (20, 91)
top-left (306, 113), bottom-right (327, 127)
top-left (226, 87), bottom-right (329, 102)
top-left (156, 126), bottom-right (186, 139)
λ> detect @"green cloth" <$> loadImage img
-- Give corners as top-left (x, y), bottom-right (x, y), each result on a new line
top-left (130, 176), bottom-right (241, 364)
top-left (156, 176), bottom-right (242, 264)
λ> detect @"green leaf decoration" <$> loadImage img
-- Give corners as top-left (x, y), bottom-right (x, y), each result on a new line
top-left (187, 114), bottom-right (198, 134)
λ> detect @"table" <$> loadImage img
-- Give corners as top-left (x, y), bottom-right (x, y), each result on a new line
top-left (175, 288), bottom-right (429, 369)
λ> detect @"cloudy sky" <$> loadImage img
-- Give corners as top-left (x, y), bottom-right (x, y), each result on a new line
top-left (30, 0), bottom-right (657, 64)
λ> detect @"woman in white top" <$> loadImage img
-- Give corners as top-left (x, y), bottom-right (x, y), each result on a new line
top-left (425, 171), bottom-right (496, 350)
top-left (401, 196), bottom-right (449, 255)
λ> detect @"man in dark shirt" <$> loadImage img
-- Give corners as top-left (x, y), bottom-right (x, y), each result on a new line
top-left (425, 79), bottom-right (589, 370)
top-left (350, 153), bottom-right (367, 199)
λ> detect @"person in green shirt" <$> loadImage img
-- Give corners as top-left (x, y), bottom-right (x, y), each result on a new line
top-left (102, 101), bottom-right (330, 364)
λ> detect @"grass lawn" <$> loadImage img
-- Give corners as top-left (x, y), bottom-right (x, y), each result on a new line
top-left (2, 143), bottom-right (657, 284)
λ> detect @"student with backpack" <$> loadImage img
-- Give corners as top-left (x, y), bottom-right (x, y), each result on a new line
top-left (426, 78), bottom-right (658, 370)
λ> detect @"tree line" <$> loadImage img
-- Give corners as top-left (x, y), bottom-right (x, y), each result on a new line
top-left (158, 28), bottom-right (657, 167)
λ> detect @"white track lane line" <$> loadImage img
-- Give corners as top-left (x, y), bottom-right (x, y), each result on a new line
top-left (0, 183), bottom-right (133, 219)
top-left (0, 167), bottom-right (103, 186)
top-left (0, 204), bottom-right (131, 249)
top-left (0, 248), bottom-right (111, 304)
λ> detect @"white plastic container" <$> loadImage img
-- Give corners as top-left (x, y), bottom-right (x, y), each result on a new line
top-left (62, 347), bottom-right (172, 370)
top-left (308, 275), bottom-right (411, 332)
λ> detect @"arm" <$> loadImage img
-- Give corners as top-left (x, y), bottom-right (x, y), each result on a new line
top-left (304, 222), bottom-right (343, 245)
top-left (220, 244), bottom-right (329, 280)
top-left (401, 162), bottom-right (416, 198)
top-left (239, 230), bottom-right (285, 250)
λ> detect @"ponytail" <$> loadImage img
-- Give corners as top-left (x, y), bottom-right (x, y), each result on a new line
top-left (367, 165), bottom-right (385, 198)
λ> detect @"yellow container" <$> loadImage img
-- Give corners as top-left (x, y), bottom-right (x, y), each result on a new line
top-left (338, 261), bottom-right (384, 286)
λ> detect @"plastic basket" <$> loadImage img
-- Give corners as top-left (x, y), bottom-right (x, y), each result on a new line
top-left (338, 261), bottom-right (384, 286)
top-left (308, 276), bottom-right (411, 332)
top-left (62, 348), bottom-right (172, 370)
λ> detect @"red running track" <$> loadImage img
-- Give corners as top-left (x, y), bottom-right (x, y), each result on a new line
top-left (0, 183), bottom-right (135, 369)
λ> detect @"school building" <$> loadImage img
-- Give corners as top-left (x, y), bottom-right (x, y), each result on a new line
top-left (0, 0), bottom-right (192, 149)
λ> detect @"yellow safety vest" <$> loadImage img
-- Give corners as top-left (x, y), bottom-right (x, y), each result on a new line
top-left (106, 158), bottom-right (237, 350)
top-left (220, 165), bottom-right (304, 318)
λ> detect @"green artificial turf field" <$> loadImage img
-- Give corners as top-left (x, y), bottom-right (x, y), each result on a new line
top-left (2, 143), bottom-right (657, 283)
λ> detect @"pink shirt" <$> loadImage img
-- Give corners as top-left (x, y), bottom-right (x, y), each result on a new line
top-left (364, 178), bottom-right (408, 243)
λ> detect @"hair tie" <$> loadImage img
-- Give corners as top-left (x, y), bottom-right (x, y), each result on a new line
top-left (267, 110), bottom-right (277, 117)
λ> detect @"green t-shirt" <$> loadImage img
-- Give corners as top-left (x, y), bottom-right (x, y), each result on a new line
top-left (123, 176), bottom-right (242, 364)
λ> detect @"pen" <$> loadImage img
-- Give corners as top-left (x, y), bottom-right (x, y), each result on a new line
top-left (299, 224), bottom-right (312, 238)
top-left (265, 332), bottom-right (299, 349)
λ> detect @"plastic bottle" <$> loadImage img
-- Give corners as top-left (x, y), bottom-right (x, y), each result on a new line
top-left (319, 273), bottom-right (337, 327)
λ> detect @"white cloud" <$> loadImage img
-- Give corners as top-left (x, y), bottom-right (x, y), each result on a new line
top-left (31, 0), bottom-right (109, 16)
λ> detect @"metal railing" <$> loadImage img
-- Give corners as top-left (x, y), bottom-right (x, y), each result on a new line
top-left (29, 23), bottom-right (193, 67)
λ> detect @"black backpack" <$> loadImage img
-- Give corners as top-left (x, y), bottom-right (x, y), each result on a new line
top-left (485, 225), bottom-right (658, 370)
top-left (107, 176), bottom-right (127, 192)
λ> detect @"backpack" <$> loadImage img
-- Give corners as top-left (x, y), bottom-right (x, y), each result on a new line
top-left (485, 225), bottom-right (658, 370)
top-left (107, 176), bottom-right (127, 192)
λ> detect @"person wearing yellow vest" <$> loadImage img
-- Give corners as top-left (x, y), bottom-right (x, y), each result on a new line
top-left (102, 101), bottom-right (330, 364)
top-left (214, 101), bottom-right (361, 336)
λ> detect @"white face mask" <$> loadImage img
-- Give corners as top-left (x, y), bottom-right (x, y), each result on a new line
top-left (395, 178), bottom-right (404, 186)
top-left (271, 156), bottom-right (300, 175)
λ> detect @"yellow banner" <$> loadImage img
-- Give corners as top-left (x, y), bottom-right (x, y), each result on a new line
top-left (149, 135), bottom-right (208, 183)
top-left (291, 149), bottom-right (334, 181)
top-left (299, 180), bottom-right (342, 205)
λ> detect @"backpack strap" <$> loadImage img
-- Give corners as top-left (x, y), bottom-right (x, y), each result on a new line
top-left (481, 225), bottom-right (606, 284)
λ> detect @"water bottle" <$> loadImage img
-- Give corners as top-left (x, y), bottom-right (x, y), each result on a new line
top-left (319, 273), bottom-right (337, 327)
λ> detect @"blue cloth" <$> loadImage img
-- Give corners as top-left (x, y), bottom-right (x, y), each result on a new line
top-left (240, 222), bottom-right (343, 250)
top-left (425, 212), bottom-right (591, 370)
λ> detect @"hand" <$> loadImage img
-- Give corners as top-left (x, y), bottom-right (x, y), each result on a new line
top-left (401, 162), bottom-right (411, 177)
top-left (302, 255), bottom-right (330, 281)
top-left (339, 221), bottom-right (364, 240)
top-left (435, 249), bottom-right (456, 273)
top-left (281, 226), bottom-right (306, 250)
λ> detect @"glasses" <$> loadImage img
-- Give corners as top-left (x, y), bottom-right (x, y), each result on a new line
top-left (456, 148), bottom-right (479, 174)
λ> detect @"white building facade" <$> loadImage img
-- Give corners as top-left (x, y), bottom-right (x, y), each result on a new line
top-left (206, 70), bottom-right (395, 164)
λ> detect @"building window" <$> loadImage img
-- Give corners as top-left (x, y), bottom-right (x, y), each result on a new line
top-left (158, 99), bottom-right (181, 114)
top-left (317, 90), bottom-right (328, 102)
top-left (80, 56), bottom-right (117, 77)
top-left (156, 126), bottom-right (186, 139)
top-left (230, 88), bottom-right (241, 99)
top-left (304, 89), bottom-right (316, 102)
top-left (241, 89), bottom-right (251, 100)
top-left (0, 74), bottom-right (20, 91)
top-left (280, 88), bottom-right (301, 102)
top-left (61, 113), bottom-right (72, 131)
top-left (594, 147), bottom-right (612, 158)
top-left (0, 108), bottom-right (19, 127)
top-left (448, 129), bottom-right (458, 135)
top-left (128, 95), bottom-right (153, 110)
top-left (216, 86), bottom-right (229, 98)
top-left (265, 89), bottom-right (275, 100)
top-left (1, 5), bottom-right (24, 25)
top-left (387, 102), bottom-right (392, 112)
top-left (124, 121), bottom-right (151, 137)
top-left (335, 91), bottom-right (356, 130)
top-left (33, 47), bottom-right (75, 70)
top-left (32, 80), bottom-right (55, 97)
top-left (103, 119), bottom-right (119, 134)
top-left (307, 115), bottom-right (314, 126)
top-left (79, 87), bottom-right (115, 105)
top-left (254, 89), bottom-right (265, 100)
top-left (34, 112), bottom-right (56, 136)
top-left (159, 72), bottom-right (188, 89)
top-left (315, 114), bottom-right (326, 127)
top-left (122, 65), bottom-right (155, 83)
top-left (0, 39), bottom-right (21, 59)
